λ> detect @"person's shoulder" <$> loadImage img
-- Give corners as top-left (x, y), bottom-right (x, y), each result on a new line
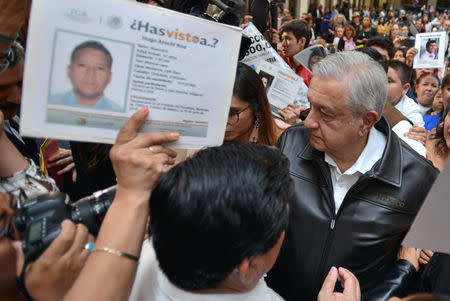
top-left (278, 123), bottom-right (309, 153)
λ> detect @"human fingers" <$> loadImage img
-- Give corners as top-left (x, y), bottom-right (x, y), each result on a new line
top-left (146, 145), bottom-right (178, 158)
top-left (318, 266), bottom-right (338, 298)
top-left (48, 156), bottom-right (74, 169)
top-left (422, 249), bottom-right (434, 259)
top-left (115, 107), bottom-right (149, 145)
top-left (338, 267), bottom-right (359, 300)
top-left (65, 224), bottom-right (89, 257)
top-left (57, 162), bottom-right (75, 175)
top-left (129, 134), bottom-right (180, 154)
top-left (48, 149), bottom-right (71, 163)
top-left (43, 220), bottom-right (76, 257)
top-left (72, 169), bottom-right (77, 182)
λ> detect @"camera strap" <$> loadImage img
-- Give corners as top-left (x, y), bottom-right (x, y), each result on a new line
top-left (15, 260), bottom-right (35, 301)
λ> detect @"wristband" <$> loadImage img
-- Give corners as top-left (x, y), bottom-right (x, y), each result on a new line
top-left (92, 247), bottom-right (139, 261)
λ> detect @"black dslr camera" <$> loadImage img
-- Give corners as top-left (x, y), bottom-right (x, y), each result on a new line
top-left (14, 186), bottom-right (116, 262)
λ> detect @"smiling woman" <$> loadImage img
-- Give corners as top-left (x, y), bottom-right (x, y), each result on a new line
top-left (224, 63), bottom-right (279, 145)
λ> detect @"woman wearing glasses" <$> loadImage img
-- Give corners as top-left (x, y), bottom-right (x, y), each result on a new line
top-left (224, 63), bottom-right (280, 145)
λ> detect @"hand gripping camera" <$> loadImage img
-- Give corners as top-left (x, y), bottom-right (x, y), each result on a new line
top-left (14, 186), bottom-right (116, 262)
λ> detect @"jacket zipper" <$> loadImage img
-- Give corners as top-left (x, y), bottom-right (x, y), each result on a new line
top-left (315, 174), bottom-right (371, 294)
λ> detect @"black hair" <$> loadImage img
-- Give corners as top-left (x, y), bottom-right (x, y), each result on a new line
top-left (149, 143), bottom-right (292, 291)
top-left (426, 39), bottom-right (436, 49)
top-left (357, 46), bottom-right (388, 73)
top-left (232, 62), bottom-right (278, 145)
top-left (70, 40), bottom-right (113, 68)
top-left (366, 36), bottom-right (394, 59)
top-left (388, 60), bottom-right (412, 85)
top-left (280, 19), bottom-right (312, 45)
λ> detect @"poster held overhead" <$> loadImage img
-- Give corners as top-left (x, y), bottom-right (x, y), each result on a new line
top-left (413, 31), bottom-right (446, 69)
top-left (21, 0), bottom-right (242, 149)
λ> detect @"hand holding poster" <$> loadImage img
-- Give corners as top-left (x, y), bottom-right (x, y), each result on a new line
top-left (20, 0), bottom-right (241, 148)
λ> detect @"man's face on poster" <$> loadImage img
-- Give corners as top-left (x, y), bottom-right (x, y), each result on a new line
top-left (427, 41), bottom-right (437, 54)
top-left (67, 48), bottom-right (112, 100)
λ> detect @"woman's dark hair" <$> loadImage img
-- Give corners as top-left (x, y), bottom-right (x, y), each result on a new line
top-left (433, 103), bottom-right (450, 155)
top-left (77, 143), bottom-right (112, 173)
top-left (232, 62), bottom-right (278, 146)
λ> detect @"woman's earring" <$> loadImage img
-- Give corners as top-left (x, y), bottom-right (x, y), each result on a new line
top-left (254, 114), bottom-right (260, 129)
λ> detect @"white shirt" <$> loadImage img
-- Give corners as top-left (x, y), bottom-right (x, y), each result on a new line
top-left (324, 127), bottom-right (386, 214)
top-left (394, 95), bottom-right (425, 127)
top-left (128, 240), bottom-right (284, 301)
top-left (392, 120), bottom-right (427, 157)
top-left (420, 50), bottom-right (437, 63)
top-left (417, 104), bottom-right (431, 116)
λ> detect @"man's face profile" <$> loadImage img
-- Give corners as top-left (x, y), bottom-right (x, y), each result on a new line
top-left (427, 42), bottom-right (436, 54)
top-left (67, 47), bottom-right (112, 102)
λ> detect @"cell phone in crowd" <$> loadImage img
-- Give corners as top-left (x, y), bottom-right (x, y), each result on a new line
top-left (401, 38), bottom-right (415, 48)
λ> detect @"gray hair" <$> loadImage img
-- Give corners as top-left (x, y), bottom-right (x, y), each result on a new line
top-left (311, 51), bottom-right (387, 120)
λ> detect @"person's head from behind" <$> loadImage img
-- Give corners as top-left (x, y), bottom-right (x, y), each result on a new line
top-left (149, 143), bottom-right (292, 292)
top-left (367, 36), bottom-right (394, 61)
top-left (387, 60), bottom-right (412, 106)
top-left (389, 293), bottom-right (450, 301)
top-left (304, 51), bottom-right (387, 158)
top-left (68, 40), bottom-right (112, 103)
top-left (414, 72), bottom-right (440, 107)
top-left (280, 19), bottom-right (311, 58)
top-left (425, 39), bottom-right (437, 54)
top-left (225, 63), bottom-right (277, 145)
top-left (0, 42), bottom-right (24, 119)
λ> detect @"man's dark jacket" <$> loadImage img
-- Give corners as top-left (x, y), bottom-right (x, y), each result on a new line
top-left (266, 117), bottom-right (439, 301)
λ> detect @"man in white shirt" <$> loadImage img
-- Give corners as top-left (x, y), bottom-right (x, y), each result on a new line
top-left (267, 52), bottom-right (438, 300)
top-left (419, 39), bottom-right (438, 63)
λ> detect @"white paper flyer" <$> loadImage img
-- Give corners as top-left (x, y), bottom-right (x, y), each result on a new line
top-left (20, 0), bottom-right (242, 148)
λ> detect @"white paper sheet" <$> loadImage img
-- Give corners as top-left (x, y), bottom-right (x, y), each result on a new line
top-left (20, 0), bottom-right (241, 148)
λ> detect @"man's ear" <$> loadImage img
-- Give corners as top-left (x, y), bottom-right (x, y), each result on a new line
top-left (297, 37), bottom-right (307, 50)
top-left (360, 110), bottom-right (378, 136)
top-left (235, 257), bottom-right (262, 286)
top-left (401, 82), bottom-right (411, 96)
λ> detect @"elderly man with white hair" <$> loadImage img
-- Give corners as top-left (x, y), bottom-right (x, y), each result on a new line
top-left (267, 51), bottom-right (439, 301)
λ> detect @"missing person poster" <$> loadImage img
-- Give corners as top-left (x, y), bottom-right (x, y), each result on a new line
top-left (413, 31), bottom-right (446, 69)
top-left (241, 23), bottom-right (309, 112)
top-left (256, 61), bottom-right (302, 118)
top-left (21, 0), bottom-right (241, 148)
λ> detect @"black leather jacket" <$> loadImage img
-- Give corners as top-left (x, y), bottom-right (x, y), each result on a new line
top-left (267, 117), bottom-right (438, 301)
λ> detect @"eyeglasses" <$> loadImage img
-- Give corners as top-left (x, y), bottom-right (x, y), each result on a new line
top-left (227, 105), bottom-right (251, 125)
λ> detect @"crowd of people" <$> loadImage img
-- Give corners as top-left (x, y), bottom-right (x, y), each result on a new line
top-left (1, 0), bottom-right (450, 301)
